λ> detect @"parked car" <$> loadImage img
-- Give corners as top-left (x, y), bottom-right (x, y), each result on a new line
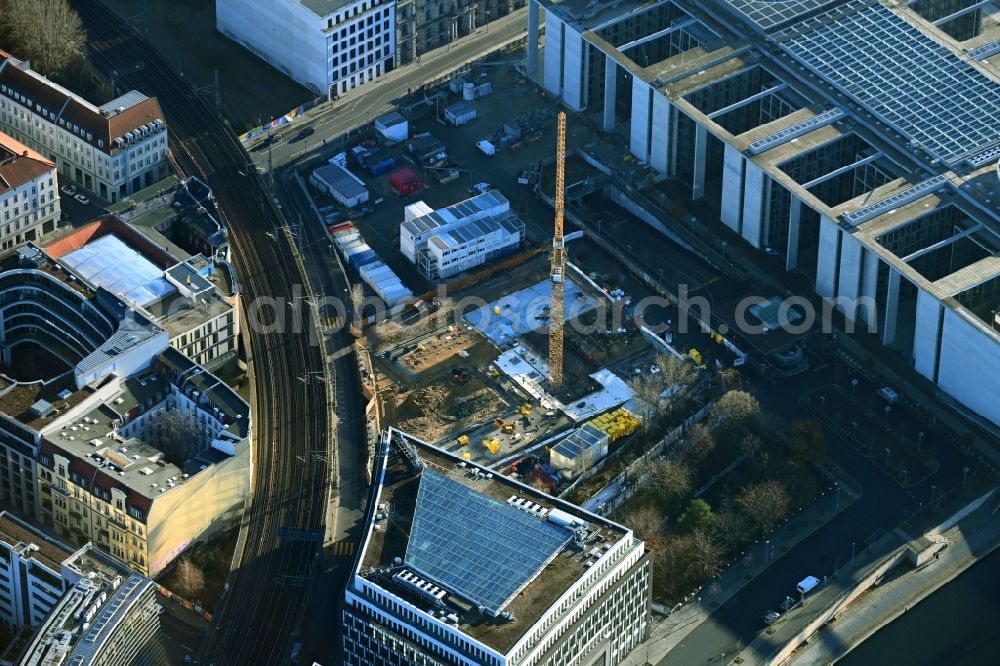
top-left (60, 185), bottom-right (76, 196)
top-left (763, 610), bottom-right (781, 626)
top-left (74, 193), bottom-right (90, 205)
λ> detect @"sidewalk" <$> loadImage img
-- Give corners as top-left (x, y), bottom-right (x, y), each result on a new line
top-left (620, 469), bottom-right (859, 666)
top-left (788, 496), bottom-right (1000, 665)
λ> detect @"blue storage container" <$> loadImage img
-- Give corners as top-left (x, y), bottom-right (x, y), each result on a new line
top-left (369, 157), bottom-right (396, 177)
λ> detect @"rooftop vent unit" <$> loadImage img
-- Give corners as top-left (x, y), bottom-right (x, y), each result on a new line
top-left (394, 570), bottom-right (447, 603)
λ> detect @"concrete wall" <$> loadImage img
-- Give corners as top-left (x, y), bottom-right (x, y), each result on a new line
top-left (649, 94), bottom-right (672, 174)
top-left (912, 287), bottom-right (943, 380)
top-left (146, 440), bottom-right (251, 576)
top-left (543, 12), bottom-right (564, 95)
top-left (630, 78), bottom-right (652, 162)
top-left (740, 162), bottom-right (766, 248)
top-left (217, 0), bottom-right (329, 94)
top-left (836, 232), bottom-right (864, 318)
top-left (721, 144), bottom-right (744, 234)
top-left (562, 26), bottom-right (586, 111)
top-left (933, 307), bottom-right (1000, 426)
top-left (815, 215), bottom-right (841, 298)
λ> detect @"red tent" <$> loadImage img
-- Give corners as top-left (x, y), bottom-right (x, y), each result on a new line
top-left (390, 168), bottom-right (422, 195)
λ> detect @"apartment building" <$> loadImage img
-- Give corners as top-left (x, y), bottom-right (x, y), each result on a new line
top-left (0, 132), bottom-right (60, 251)
top-left (0, 53), bottom-right (168, 203)
top-left (0, 246), bottom-right (250, 577)
top-left (217, 0), bottom-right (397, 97)
top-left (0, 511), bottom-right (75, 630)
top-left (342, 429), bottom-right (651, 665)
top-left (395, 0), bottom-right (526, 65)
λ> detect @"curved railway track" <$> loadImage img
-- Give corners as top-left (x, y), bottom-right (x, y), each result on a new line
top-left (72, 1), bottom-right (349, 663)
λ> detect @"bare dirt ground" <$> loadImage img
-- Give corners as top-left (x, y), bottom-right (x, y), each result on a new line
top-left (392, 376), bottom-right (508, 444)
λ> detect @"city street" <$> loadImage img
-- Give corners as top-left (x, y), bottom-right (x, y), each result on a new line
top-left (248, 7), bottom-right (529, 170)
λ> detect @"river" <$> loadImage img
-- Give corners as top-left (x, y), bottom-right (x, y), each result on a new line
top-left (839, 548), bottom-right (1000, 665)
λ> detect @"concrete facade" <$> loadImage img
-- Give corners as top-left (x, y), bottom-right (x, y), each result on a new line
top-left (529, 0), bottom-right (1000, 426)
top-left (217, 0), bottom-right (397, 97)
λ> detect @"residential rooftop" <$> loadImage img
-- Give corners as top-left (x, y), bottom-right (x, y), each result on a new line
top-left (0, 131), bottom-right (54, 194)
top-left (0, 511), bottom-right (74, 573)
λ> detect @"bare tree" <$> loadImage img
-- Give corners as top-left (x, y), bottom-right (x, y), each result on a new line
top-left (718, 367), bottom-right (742, 390)
top-left (740, 433), bottom-right (762, 462)
top-left (656, 352), bottom-right (696, 389)
top-left (710, 389), bottom-right (760, 428)
top-left (173, 557), bottom-right (205, 599)
top-left (644, 458), bottom-right (692, 504)
top-left (711, 510), bottom-right (751, 551)
top-left (689, 527), bottom-right (723, 578)
top-left (152, 410), bottom-right (202, 462)
top-left (622, 505), bottom-right (664, 550)
top-left (787, 419), bottom-right (827, 463)
top-left (735, 480), bottom-right (790, 535)
top-left (0, 0), bottom-right (85, 75)
top-left (627, 373), bottom-right (663, 407)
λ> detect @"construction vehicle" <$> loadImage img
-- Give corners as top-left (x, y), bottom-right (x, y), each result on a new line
top-left (493, 417), bottom-right (505, 428)
top-left (519, 404), bottom-right (533, 415)
top-left (452, 366), bottom-right (471, 384)
top-left (501, 423), bottom-right (516, 434)
top-left (457, 434), bottom-right (470, 447)
top-left (486, 365), bottom-right (501, 378)
top-left (483, 438), bottom-right (501, 455)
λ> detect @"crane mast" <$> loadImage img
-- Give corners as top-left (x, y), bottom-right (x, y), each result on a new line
top-left (548, 112), bottom-right (567, 388)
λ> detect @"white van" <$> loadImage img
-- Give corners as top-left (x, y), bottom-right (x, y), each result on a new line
top-left (796, 576), bottom-right (820, 595)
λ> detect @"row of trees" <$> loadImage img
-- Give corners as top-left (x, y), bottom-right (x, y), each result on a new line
top-left (0, 0), bottom-right (85, 76)
top-left (622, 388), bottom-right (827, 601)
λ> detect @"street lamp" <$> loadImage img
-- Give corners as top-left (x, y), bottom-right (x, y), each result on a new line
top-left (884, 447), bottom-right (891, 468)
top-left (930, 485), bottom-right (937, 504)
top-left (917, 431), bottom-right (925, 452)
top-left (721, 240), bottom-right (728, 260)
top-left (765, 539), bottom-right (770, 562)
top-left (626, 243), bottom-right (632, 262)
top-left (963, 466), bottom-right (971, 489)
top-left (819, 395), bottom-right (826, 415)
top-left (834, 482), bottom-right (840, 510)
top-left (851, 541), bottom-right (856, 566)
top-left (850, 420), bottom-right (858, 440)
top-left (884, 404), bottom-right (891, 427)
top-left (851, 378), bottom-right (858, 401)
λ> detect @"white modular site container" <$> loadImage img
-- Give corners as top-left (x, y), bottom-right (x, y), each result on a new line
top-left (375, 112), bottom-right (408, 144)
top-left (404, 201), bottom-right (434, 223)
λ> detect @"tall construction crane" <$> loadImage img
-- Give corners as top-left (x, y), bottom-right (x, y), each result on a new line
top-left (548, 112), bottom-right (567, 388)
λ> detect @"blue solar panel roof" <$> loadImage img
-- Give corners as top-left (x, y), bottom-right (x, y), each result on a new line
top-left (404, 469), bottom-right (571, 614)
top-left (779, 1), bottom-right (1000, 167)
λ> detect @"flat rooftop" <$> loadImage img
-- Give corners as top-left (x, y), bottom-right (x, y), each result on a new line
top-left (0, 512), bottom-right (74, 572)
top-left (360, 430), bottom-right (629, 654)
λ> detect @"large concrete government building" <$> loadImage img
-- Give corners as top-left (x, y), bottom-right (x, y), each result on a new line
top-left (528, 0), bottom-right (1000, 426)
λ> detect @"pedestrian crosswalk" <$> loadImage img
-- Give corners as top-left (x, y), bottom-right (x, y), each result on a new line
top-left (330, 540), bottom-right (356, 556)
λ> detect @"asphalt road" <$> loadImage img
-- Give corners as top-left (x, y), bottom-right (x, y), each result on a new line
top-left (249, 8), bottom-right (529, 169)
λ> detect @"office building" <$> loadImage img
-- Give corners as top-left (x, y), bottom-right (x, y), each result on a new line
top-left (0, 53), bottom-right (169, 203)
top-left (0, 132), bottom-right (60, 251)
top-left (217, 0), bottom-right (397, 97)
top-left (528, 0), bottom-right (1000, 426)
top-left (342, 428), bottom-right (651, 665)
top-left (13, 544), bottom-right (161, 665)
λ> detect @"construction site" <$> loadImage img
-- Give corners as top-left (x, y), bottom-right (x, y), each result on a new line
top-left (366, 114), bottom-right (662, 488)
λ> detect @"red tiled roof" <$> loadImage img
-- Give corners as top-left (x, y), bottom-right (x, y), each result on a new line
top-left (0, 54), bottom-right (164, 156)
top-left (0, 131), bottom-right (55, 194)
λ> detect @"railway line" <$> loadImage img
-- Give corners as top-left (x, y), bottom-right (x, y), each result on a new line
top-left (72, 1), bottom-right (356, 663)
